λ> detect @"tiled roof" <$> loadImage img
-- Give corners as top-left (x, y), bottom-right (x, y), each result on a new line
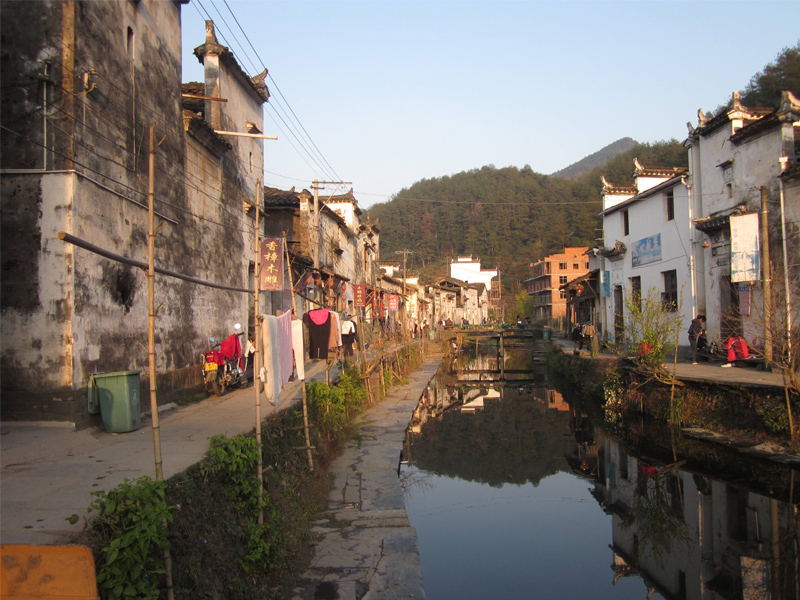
top-left (181, 82), bottom-right (205, 114)
top-left (263, 186), bottom-right (303, 207)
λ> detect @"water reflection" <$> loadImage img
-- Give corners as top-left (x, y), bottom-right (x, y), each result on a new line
top-left (403, 344), bottom-right (800, 600)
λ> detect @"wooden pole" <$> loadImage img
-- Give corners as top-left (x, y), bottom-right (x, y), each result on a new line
top-left (761, 186), bottom-right (773, 364)
top-left (147, 125), bottom-right (174, 600)
top-left (254, 179), bottom-right (264, 525)
top-left (500, 333), bottom-right (505, 381)
top-left (284, 233), bottom-right (314, 472)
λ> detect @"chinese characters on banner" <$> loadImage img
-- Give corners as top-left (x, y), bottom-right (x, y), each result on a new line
top-left (354, 284), bottom-right (366, 307)
top-left (388, 294), bottom-right (399, 311)
top-left (259, 238), bottom-right (284, 291)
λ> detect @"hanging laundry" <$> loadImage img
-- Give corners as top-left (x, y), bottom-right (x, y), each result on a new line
top-left (277, 311), bottom-right (293, 389)
top-left (341, 316), bottom-right (358, 358)
top-left (329, 311), bottom-right (342, 350)
top-left (259, 315), bottom-right (282, 406)
top-left (303, 308), bottom-right (331, 359)
top-left (291, 319), bottom-right (305, 380)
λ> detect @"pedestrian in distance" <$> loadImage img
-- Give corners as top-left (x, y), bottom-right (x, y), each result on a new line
top-left (688, 314), bottom-right (707, 364)
top-left (721, 334), bottom-right (749, 367)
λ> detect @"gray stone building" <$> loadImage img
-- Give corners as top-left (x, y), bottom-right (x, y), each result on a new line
top-left (0, 1), bottom-right (269, 425)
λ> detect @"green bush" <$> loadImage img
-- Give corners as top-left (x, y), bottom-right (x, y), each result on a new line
top-left (89, 477), bottom-right (172, 600)
top-left (204, 434), bottom-right (283, 571)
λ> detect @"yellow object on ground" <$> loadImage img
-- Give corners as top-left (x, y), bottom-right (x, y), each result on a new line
top-left (1, 545), bottom-right (97, 599)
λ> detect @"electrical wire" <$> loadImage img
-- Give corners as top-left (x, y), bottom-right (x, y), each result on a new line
top-left (217, 0), bottom-right (342, 181)
top-left (1, 124), bottom-right (256, 237)
top-left (191, 1), bottom-right (336, 182)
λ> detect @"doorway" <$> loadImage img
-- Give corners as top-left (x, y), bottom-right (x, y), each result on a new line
top-left (719, 276), bottom-right (741, 339)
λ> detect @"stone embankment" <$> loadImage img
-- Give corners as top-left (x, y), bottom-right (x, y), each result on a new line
top-left (291, 358), bottom-right (440, 600)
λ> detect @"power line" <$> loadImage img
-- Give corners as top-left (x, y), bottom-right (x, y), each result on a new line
top-left (218, 0), bottom-right (342, 181)
top-left (194, 0), bottom-right (335, 182)
top-left (1, 124), bottom-right (256, 237)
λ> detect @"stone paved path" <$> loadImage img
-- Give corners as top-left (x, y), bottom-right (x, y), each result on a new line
top-left (291, 358), bottom-right (440, 600)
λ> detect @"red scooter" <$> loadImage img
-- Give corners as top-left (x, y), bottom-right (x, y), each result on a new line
top-left (201, 323), bottom-right (251, 396)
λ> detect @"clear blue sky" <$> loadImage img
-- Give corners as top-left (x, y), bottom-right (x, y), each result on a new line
top-left (181, 1), bottom-right (799, 208)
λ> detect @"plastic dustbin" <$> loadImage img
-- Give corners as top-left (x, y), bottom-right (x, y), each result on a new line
top-left (88, 371), bottom-right (142, 433)
top-left (542, 328), bottom-right (550, 340)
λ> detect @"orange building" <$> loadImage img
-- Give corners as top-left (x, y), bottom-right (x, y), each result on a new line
top-left (525, 247), bottom-right (589, 319)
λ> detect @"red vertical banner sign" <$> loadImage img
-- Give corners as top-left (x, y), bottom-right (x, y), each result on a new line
top-left (388, 294), bottom-right (399, 311)
top-left (354, 284), bottom-right (366, 308)
top-left (260, 238), bottom-right (283, 291)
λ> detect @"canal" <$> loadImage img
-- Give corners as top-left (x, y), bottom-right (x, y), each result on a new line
top-left (401, 337), bottom-right (799, 600)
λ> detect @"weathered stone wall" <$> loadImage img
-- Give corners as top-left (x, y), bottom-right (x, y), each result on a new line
top-left (0, 1), bottom-right (266, 424)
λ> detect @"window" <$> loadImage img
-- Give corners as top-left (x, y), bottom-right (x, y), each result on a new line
top-left (559, 289), bottom-right (566, 299)
top-left (623, 210), bottom-right (629, 236)
top-left (127, 27), bottom-right (135, 62)
top-left (584, 262), bottom-right (589, 269)
top-left (559, 262), bottom-right (567, 270)
top-left (662, 270), bottom-right (678, 311)
top-left (559, 275), bottom-right (567, 285)
top-left (573, 263), bottom-right (579, 269)
top-left (666, 189), bottom-right (675, 221)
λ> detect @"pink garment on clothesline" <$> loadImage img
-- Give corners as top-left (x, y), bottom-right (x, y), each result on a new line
top-left (307, 308), bottom-right (329, 326)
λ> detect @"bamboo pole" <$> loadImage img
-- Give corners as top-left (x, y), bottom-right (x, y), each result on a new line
top-left (147, 125), bottom-right (174, 600)
top-left (254, 179), bottom-right (264, 525)
top-left (284, 233), bottom-right (314, 471)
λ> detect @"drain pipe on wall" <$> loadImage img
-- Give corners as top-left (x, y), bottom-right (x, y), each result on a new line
top-left (684, 176), bottom-right (698, 319)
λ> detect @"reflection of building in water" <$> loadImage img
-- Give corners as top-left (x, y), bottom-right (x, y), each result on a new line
top-left (529, 387), bottom-right (568, 411)
top-left (408, 372), bottom-right (507, 431)
top-left (460, 387), bottom-right (501, 413)
top-left (595, 438), bottom-right (796, 600)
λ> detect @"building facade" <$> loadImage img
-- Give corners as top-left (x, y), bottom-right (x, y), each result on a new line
top-left (599, 162), bottom-right (693, 347)
top-left (686, 91), bottom-right (800, 353)
top-left (525, 247), bottom-right (589, 320)
top-left (0, 4), bottom-right (296, 425)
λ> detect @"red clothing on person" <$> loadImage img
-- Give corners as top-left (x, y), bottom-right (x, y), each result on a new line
top-left (722, 336), bottom-right (750, 362)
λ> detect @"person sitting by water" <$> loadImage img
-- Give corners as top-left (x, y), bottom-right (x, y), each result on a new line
top-left (721, 335), bottom-right (749, 367)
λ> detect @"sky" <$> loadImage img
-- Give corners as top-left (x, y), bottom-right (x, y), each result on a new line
top-left (180, 1), bottom-right (800, 208)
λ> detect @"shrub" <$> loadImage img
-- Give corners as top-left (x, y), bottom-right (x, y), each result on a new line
top-left (88, 477), bottom-right (172, 600)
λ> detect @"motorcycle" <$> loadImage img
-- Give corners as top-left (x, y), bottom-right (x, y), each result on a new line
top-left (201, 323), bottom-right (253, 396)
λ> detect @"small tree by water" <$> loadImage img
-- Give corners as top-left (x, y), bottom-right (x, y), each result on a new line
top-left (623, 287), bottom-right (683, 374)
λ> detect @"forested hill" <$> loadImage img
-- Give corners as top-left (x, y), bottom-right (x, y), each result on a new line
top-left (550, 137), bottom-right (638, 180)
top-left (366, 43), bottom-right (799, 292)
top-left (366, 140), bottom-right (688, 289)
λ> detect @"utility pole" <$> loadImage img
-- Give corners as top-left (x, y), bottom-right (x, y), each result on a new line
top-left (395, 250), bottom-right (413, 340)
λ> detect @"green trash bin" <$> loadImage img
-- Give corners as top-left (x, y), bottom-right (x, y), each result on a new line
top-left (543, 328), bottom-right (550, 340)
top-left (88, 371), bottom-right (142, 433)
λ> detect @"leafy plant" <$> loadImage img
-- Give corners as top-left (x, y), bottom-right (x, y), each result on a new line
top-left (89, 477), bottom-right (172, 600)
top-left (204, 434), bottom-right (283, 571)
top-left (623, 287), bottom-right (682, 373)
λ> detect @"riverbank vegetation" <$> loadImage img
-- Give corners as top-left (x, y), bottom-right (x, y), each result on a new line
top-left (546, 346), bottom-right (798, 448)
